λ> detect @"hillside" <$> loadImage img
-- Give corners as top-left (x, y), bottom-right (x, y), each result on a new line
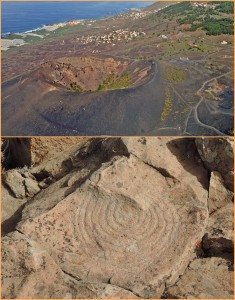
top-left (1, 1), bottom-right (234, 136)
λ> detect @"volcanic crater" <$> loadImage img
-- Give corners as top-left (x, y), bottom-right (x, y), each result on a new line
top-left (39, 56), bottom-right (152, 92)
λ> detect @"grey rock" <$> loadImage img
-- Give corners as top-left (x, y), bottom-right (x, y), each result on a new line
top-left (196, 138), bottom-right (234, 191)
top-left (167, 257), bottom-right (234, 299)
top-left (4, 169), bottom-right (25, 199)
top-left (208, 171), bottom-right (233, 214)
top-left (24, 177), bottom-right (40, 197)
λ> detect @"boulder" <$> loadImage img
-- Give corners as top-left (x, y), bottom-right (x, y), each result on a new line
top-left (166, 257), bottom-right (234, 299)
top-left (207, 202), bottom-right (234, 242)
top-left (1, 185), bottom-right (26, 223)
top-left (4, 169), bottom-right (26, 199)
top-left (24, 177), bottom-right (40, 197)
top-left (208, 171), bottom-right (233, 214)
top-left (196, 138), bottom-right (234, 191)
top-left (202, 203), bottom-right (234, 261)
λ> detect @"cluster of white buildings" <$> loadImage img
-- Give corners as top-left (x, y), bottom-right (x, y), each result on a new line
top-left (76, 29), bottom-right (146, 46)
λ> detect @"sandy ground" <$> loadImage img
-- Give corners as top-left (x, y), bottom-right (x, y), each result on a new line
top-left (1, 39), bottom-right (27, 51)
top-left (16, 32), bottom-right (45, 38)
top-left (1, 22), bottom-right (76, 51)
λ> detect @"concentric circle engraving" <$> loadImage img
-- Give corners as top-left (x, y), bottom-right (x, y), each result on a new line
top-left (18, 155), bottom-right (208, 297)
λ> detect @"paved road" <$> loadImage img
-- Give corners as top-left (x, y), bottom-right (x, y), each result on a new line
top-left (184, 71), bottom-right (234, 136)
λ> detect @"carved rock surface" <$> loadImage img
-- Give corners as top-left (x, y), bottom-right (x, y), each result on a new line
top-left (15, 153), bottom-right (208, 298)
top-left (2, 232), bottom-right (137, 299)
top-left (1, 137), bottom-right (234, 299)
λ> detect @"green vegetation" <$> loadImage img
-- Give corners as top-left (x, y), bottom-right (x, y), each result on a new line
top-left (45, 25), bottom-right (81, 39)
top-left (161, 2), bottom-right (191, 16)
top-left (216, 2), bottom-right (234, 14)
top-left (186, 17), bottom-right (234, 35)
top-left (97, 72), bottom-right (131, 91)
top-left (162, 1), bottom-right (234, 36)
top-left (161, 65), bottom-right (187, 120)
top-left (161, 39), bottom-right (217, 58)
top-left (164, 65), bottom-right (186, 83)
top-left (161, 86), bottom-right (173, 121)
top-left (202, 18), bottom-right (234, 35)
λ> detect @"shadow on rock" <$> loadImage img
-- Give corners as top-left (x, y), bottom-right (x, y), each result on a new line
top-left (166, 138), bottom-right (210, 190)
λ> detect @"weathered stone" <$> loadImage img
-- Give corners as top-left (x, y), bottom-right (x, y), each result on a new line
top-left (208, 171), bottom-right (233, 213)
top-left (202, 203), bottom-right (234, 261)
top-left (24, 177), bottom-right (40, 197)
top-left (2, 231), bottom-right (137, 299)
top-left (66, 168), bottom-right (90, 187)
top-left (38, 181), bottom-right (49, 189)
top-left (166, 257), bottom-right (234, 299)
top-left (21, 171), bottom-right (36, 180)
top-left (196, 138), bottom-right (234, 191)
top-left (1, 185), bottom-right (26, 223)
top-left (4, 169), bottom-right (26, 198)
top-left (207, 202), bottom-right (234, 242)
top-left (1, 137), bottom-right (234, 299)
top-left (123, 137), bottom-right (209, 200)
top-left (30, 137), bottom-right (87, 166)
top-left (16, 154), bottom-right (208, 298)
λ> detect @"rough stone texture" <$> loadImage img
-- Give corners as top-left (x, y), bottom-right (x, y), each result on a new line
top-left (207, 202), bottom-right (234, 242)
top-left (123, 137), bottom-right (209, 202)
top-left (166, 257), bottom-right (234, 299)
top-left (1, 185), bottom-right (27, 223)
top-left (1, 137), bottom-right (234, 299)
top-left (4, 169), bottom-right (26, 199)
top-left (202, 202), bottom-right (234, 263)
top-left (24, 177), bottom-right (41, 197)
top-left (2, 231), bottom-right (137, 299)
top-left (208, 171), bottom-right (234, 214)
top-left (2, 137), bottom-right (86, 169)
top-left (196, 138), bottom-right (234, 191)
top-left (30, 137), bottom-right (86, 166)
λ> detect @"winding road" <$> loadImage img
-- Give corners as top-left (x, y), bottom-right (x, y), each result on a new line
top-left (2, 57), bottom-right (233, 136)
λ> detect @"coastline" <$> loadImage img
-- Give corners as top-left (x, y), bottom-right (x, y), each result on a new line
top-left (2, 19), bottom-right (85, 38)
top-left (1, 6), bottom-right (137, 51)
top-left (1, 2), bottom-right (169, 52)
top-left (1, 18), bottom-right (98, 51)
top-left (1, 2), bottom-right (154, 40)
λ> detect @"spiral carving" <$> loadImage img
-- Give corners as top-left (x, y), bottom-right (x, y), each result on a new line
top-left (18, 155), bottom-right (208, 297)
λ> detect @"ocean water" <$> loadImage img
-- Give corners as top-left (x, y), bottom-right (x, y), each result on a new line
top-left (2, 1), bottom-right (153, 35)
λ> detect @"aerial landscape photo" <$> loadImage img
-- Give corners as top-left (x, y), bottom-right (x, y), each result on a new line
top-left (1, 136), bottom-right (234, 298)
top-left (1, 1), bottom-right (234, 136)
